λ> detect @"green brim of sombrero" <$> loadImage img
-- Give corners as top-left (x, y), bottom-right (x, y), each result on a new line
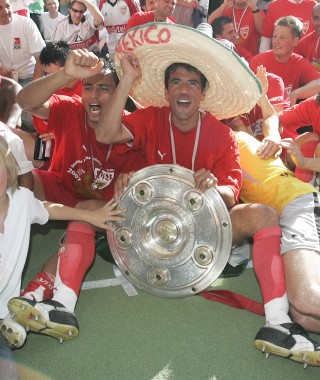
top-left (115, 22), bottom-right (262, 120)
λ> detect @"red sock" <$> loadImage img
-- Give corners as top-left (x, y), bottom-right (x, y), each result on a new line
top-left (253, 226), bottom-right (286, 304)
top-left (21, 271), bottom-right (55, 301)
top-left (295, 140), bottom-right (318, 183)
top-left (56, 222), bottom-right (95, 296)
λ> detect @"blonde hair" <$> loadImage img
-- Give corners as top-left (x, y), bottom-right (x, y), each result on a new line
top-left (0, 135), bottom-right (19, 192)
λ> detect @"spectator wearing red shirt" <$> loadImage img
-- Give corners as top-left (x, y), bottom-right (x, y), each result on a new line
top-left (296, 3), bottom-right (320, 69)
top-left (259, 0), bottom-right (317, 53)
top-left (211, 15), bottom-right (253, 63)
top-left (279, 94), bottom-right (320, 184)
top-left (125, 0), bottom-right (176, 30)
top-left (208, 0), bottom-right (264, 56)
top-left (250, 16), bottom-right (320, 105)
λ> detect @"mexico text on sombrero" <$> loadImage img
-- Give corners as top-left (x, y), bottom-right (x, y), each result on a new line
top-left (116, 24), bottom-right (171, 54)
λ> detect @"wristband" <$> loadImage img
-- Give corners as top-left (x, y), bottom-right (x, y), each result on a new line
top-left (252, 8), bottom-right (260, 13)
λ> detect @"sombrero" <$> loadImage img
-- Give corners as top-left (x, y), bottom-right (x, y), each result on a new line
top-left (114, 22), bottom-right (262, 120)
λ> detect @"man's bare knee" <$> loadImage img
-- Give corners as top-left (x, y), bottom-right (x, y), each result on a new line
top-left (231, 203), bottom-right (278, 240)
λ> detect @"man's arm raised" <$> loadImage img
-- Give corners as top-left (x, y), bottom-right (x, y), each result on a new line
top-left (17, 50), bottom-right (104, 120)
top-left (95, 54), bottom-right (141, 144)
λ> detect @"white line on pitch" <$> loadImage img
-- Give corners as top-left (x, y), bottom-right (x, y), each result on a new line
top-left (82, 278), bottom-right (121, 290)
top-left (82, 261), bottom-right (254, 291)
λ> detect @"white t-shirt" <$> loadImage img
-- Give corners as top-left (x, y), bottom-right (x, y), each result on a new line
top-left (40, 12), bottom-right (66, 40)
top-left (0, 125), bottom-right (33, 175)
top-left (51, 13), bottom-right (102, 51)
top-left (0, 188), bottom-right (49, 318)
top-left (0, 14), bottom-right (45, 79)
top-left (11, 0), bottom-right (32, 16)
top-left (100, 0), bottom-right (135, 56)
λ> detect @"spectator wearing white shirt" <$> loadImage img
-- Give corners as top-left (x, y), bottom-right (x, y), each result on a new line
top-left (0, 0), bottom-right (45, 129)
top-left (40, 0), bottom-right (65, 40)
top-left (51, 0), bottom-right (104, 51)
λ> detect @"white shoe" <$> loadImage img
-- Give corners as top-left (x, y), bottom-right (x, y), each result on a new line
top-left (0, 315), bottom-right (26, 348)
top-left (8, 298), bottom-right (79, 343)
top-left (255, 322), bottom-right (320, 367)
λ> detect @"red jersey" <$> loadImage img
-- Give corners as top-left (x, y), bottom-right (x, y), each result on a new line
top-left (296, 30), bottom-right (320, 63)
top-left (122, 106), bottom-right (242, 201)
top-left (125, 11), bottom-right (175, 30)
top-left (261, 0), bottom-right (316, 39)
top-left (235, 45), bottom-right (253, 64)
top-left (223, 6), bottom-right (264, 56)
top-left (33, 80), bottom-right (83, 134)
top-left (250, 51), bottom-right (320, 94)
top-left (279, 95), bottom-right (320, 135)
top-left (42, 95), bottom-right (145, 201)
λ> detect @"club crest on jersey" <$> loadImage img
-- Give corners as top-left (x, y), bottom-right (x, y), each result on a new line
top-left (120, 5), bottom-right (127, 15)
top-left (83, 21), bottom-right (90, 33)
top-left (302, 21), bottom-right (309, 35)
top-left (285, 84), bottom-right (293, 95)
top-left (93, 168), bottom-right (115, 189)
top-left (240, 26), bottom-right (249, 40)
top-left (13, 38), bottom-right (21, 50)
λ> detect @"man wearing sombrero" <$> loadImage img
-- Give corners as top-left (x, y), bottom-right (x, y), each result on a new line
top-left (94, 22), bottom-right (320, 365)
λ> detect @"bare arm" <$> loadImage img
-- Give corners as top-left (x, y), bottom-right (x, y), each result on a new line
top-left (257, 66), bottom-right (277, 121)
top-left (256, 66), bottom-right (282, 159)
top-left (208, 0), bottom-right (232, 24)
top-left (95, 53), bottom-right (140, 144)
top-left (289, 78), bottom-right (320, 106)
top-left (280, 138), bottom-right (320, 173)
top-left (44, 198), bottom-right (126, 231)
top-left (81, 0), bottom-right (104, 27)
top-left (0, 77), bottom-right (22, 128)
top-left (215, 185), bottom-right (236, 208)
top-left (193, 169), bottom-right (236, 208)
top-left (32, 56), bottom-right (44, 81)
top-left (245, 0), bottom-right (264, 33)
top-left (19, 172), bottom-right (34, 190)
top-left (17, 49), bottom-right (104, 120)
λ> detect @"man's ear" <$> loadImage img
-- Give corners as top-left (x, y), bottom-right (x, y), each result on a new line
top-left (200, 90), bottom-right (206, 101)
top-left (165, 88), bottom-right (169, 101)
top-left (293, 36), bottom-right (299, 47)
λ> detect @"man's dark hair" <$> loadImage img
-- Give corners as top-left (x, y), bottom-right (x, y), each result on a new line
top-left (102, 59), bottom-right (119, 86)
top-left (164, 63), bottom-right (209, 92)
top-left (40, 40), bottom-right (71, 67)
top-left (211, 16), bottom-right (233, 38)
top-left (275, 15), bottom-right (303, 39)
top-left (139, 0), bottom-right (146, 9)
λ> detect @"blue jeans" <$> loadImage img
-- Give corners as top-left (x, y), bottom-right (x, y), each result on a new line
top-left (0, 333), bottom-right (19, 380)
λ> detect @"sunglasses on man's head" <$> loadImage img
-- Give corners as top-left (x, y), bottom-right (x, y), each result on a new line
top-left (71, 7), bottom-right (85, 13)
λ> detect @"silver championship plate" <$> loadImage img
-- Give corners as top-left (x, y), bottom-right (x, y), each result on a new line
top-left (107, 165), bottom-right (232, 298)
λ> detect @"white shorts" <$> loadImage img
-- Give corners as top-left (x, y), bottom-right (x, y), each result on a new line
top-left (280, 193), bottom-right (320, 255)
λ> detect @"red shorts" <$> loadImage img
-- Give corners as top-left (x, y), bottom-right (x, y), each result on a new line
top-left (34, 169), bottom-right (84, 207)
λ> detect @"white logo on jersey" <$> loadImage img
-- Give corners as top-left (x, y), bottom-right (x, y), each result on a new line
top-left (240, 26), bottom-right (249, 40)
top-left (120, 5), bottom-right (127, 15)
top-left (158, 150), bottom-right (166, 160)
